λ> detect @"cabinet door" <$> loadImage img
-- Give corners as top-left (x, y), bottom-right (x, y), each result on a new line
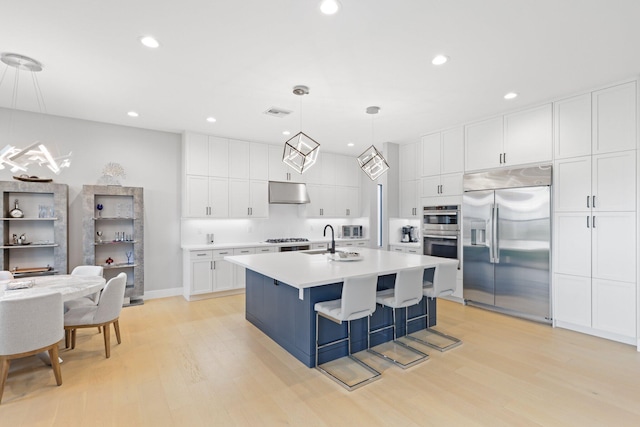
top-left (213, 259), bottom-right (234, 291)
top-left (209, 177), bottom-right (229, 218)
top-left (249, 143), bottom-right (269, 181)
top-left (334, 154), bottom-right (360, 186)
top-left (553, 213), bottom-right (591, 277)
top-left (441, 127), bottom-right (464, 174)
top-left (592, 81), bottom-right (637, 154)
top-left (553, 273), bottom-right (591, 327)
top-left (592, 278), bottom-right (636, 337)
top-left (228, 179), bottom-right (251, 218)
top-left (553, 156), bottom-right (591, 212)
top-left (191, 258), bottom-right (212, 294)
top-left (184, 133), bottom-right (209, 176)
top-left (249, 180), bottom-right (269, 218)
top-left (400, 180), bottom-right (419, 217)
top-left (421, 133), bottom-right (441, 177)
top-left (554, 94), bottom-right (591, 159)
top-left (440, 173), bottom-right (463, 196)
top-left (465, 117), bottom-right (503, 171)
top-left (306, 184), bottom-right (335, 217)
top-left (335, 186), bottom-right (360, 217)
top-left (591, 212), bottom-right (636, 283)
top-left (400, 142), bottom-right (419, 181)
top-left (321, 153), bottom-right (338, 186)
top-left (208, 136), bottom-right (229, 177)
top-left (592, 151), bottom-right (636, 212)
top-left (421, 176), bottom-right (440, 198)
top-left (504, 104), bottom-right (552, 166)
top-left (228, 140), bottom-right (250, 179)
top-left (184, 175), bottom-right (210, 217)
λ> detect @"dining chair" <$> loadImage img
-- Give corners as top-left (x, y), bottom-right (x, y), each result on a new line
top-left (0, 291), bottom-right (64, 404)
top-left (64, 272), bottom-right (126, 358)
top-left (314, 273), bottom-right (381, 390)
top-left (368, 267), bottom-right (429, 369)
top-left (0, 271), bottom-right (14, 280)
top-left (64, 265), bottom-right (105, 309)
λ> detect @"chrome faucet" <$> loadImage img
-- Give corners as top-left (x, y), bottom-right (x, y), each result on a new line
top-left (323, 224), bottom-right (335, 254)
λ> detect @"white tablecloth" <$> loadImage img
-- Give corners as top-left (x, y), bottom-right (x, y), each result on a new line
top-left (0, 274), bottom-right (106, 302)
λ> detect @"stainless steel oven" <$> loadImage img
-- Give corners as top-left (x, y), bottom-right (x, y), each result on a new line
top-left (423, 205), bottom-right (461, 268)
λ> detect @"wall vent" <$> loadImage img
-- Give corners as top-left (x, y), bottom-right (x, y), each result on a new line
top-left (263, 107), bottom-right (292, 118)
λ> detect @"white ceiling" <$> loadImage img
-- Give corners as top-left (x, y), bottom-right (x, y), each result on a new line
top-left (1, 0), bottom-right (640, 155)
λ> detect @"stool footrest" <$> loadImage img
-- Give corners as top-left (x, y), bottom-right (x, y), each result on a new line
top-left (316, 355), bottom-right (381, 391)
top-left (368, 340), bottom-right (428, 369)
top-left (406, 327), bottom-right (462, 352)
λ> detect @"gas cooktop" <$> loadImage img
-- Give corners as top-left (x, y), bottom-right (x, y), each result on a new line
top-left (264, 238), bottom-right (309, 243)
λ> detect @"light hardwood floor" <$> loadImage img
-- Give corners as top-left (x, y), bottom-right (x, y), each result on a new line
top-left (2, 295), bottom-right (640, 426)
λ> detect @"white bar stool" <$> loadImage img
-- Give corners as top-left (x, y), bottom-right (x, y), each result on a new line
top-left (406, 261), bottom-right (462, 351)
top-left (368, 267), bottom-right (428, 369)
top-left (314, 274), bottom-right (381, 390)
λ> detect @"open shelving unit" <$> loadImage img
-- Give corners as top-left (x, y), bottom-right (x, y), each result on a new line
top-left (0, 181), bottom-right (68, 277)
top-left (82, 185), bottom-right (144, 305)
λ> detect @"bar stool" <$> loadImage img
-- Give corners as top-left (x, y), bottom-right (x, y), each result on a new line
top-left (406, 261), bottom-right (462, 351)
top-left (368, 267), bottom-right (428, 369)
top-left (314, 274), bottom-right (381, 390)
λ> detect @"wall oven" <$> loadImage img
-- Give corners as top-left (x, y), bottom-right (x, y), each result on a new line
top-left (423, 205), bottom-right (461, 268)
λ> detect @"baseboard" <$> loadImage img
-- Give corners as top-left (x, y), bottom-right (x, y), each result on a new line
top-left (143, 287), bottom-right (183, 300)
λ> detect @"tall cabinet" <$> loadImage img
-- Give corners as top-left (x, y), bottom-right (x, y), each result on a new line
top-left (82, 185), bottom-right (144, 305)
top-left (553, 81), bottom-right (637, 343)
top-left (0, 181), bottom-right (68, 276)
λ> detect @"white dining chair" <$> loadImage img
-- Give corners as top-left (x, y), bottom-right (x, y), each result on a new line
top-left (0, 291), bottom-right (64, 404)
top-left (0, 271), bottom-right (14, 280)
top-left (64, 272), bottom-right (126, 358)
top-left (314, 273), bottom-right (381, 390)
top-left (406, 261), bottom-right (462, 351)
top-left (64, 265), bottom-right (105, 310)
top-left (368, 267), bottom-right (429, 369)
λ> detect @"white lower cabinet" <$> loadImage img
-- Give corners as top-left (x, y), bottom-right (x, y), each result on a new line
top-left (592, 279), bottom-right (637, 337)
top-left (389, 245), bottom-right (421, 254)
top-left (554, 273), bottom-right (591, 327)
top-left (232, 247), bottom-right (256, 289)
top-left (184, 249), bottom-right (234, 298)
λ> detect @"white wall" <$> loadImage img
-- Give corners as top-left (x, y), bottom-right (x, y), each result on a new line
top-left (0, 108), bottom-right (182, 295)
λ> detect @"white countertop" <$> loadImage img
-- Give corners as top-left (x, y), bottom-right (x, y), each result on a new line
top-left (181, 238), bottom-right (368, 251)
top-left (0, 275), bottom-right (106, 302)
top-left (225, 247), bottom-right (457, 297)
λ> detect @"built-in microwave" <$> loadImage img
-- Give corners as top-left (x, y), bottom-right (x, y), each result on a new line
top-left (342, 225), bottom-right (363, 239)
top-left (423, 205), bottom-right (461, 268)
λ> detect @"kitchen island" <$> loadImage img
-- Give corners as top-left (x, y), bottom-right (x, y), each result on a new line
top-left (225, 248), bottom-right (458, 367)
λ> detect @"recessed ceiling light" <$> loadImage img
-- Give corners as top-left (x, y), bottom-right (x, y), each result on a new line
top-left (283, 130), bottom-right (291, 136)
top-left (140, 36), bottom-right (160, 48)
top-left (432, 55), bottom-right (449, 65)
top-left (347, 142), bottom-right (354, 147)
top-left (504, 92), bottom-right (518, 100)
top-left (127, 111), bottom-right (139, 117)
top-left (206, 117), bottom-right (217, 123)
top-left (320, 0), bottom-right (341, 15)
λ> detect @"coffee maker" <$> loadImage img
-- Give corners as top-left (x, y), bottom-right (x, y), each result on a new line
top-left (401, 226), bottom-right (412, 243)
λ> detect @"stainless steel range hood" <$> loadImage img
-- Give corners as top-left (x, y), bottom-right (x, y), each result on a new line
top-left (268, 181), bottom-right (310, 204)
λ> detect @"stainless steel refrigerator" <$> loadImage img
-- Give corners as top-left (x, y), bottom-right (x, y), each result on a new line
top-left (463, 165), bottom-right (551, 323)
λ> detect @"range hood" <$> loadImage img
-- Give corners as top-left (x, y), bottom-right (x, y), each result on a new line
top-left (268, 181), bottom-right (310, 204)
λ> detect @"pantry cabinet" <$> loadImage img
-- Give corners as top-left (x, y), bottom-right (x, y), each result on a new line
top-left (184, 176), bottom-right (229, 218)
top-left (592, 81), bottom-right (637, 154)
top-left (268, 145), bottom-right (305, 182)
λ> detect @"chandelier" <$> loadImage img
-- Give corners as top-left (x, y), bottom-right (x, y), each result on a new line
top-left (357, 106), bottom-right (389, 180)
top-left (282, 85), bottom-right (320, 174)
top-left (0, 52), bottom-right (72, 175)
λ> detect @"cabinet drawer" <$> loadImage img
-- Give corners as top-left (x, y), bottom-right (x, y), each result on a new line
top-left (233, 248), bottom-right (256, 255)
top-left (255, 246), bottom-right (277, 253)
top-left (190, 250), bottom-right (212, 260)
top-left (213, 249), bottom-right (233, 258)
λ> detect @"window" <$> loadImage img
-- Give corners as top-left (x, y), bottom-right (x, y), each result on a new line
top-left (377, 184), bottom-right (383, 247)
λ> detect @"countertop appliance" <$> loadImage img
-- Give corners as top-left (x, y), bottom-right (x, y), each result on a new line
top-left (265, 238), bottom-right (310, 252)
top-left (423, 205), bottom-right (460, 267)
top-left (401, 225), bottom-right (418, 243)
top-left (341, 225), bottom-right (363, 239)
top-left (462, 165), bottom-right (551, 323)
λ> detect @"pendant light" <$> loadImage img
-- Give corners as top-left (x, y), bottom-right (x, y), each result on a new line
top-left (358, 106), bottom-right (389, 180)
top-left (282, 85), bottom-right (320, 174)
top-left (0, 52), bottom-right (72, 175)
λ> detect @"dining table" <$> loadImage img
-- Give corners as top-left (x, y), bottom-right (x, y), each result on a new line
top-left (0, 274), bottom-right (107, 364)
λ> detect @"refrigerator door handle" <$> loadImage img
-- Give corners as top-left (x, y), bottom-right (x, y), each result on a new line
top-left (488, 203), bottom-right (496, 263)
top-left (493, 204), bottom-right (500, 263)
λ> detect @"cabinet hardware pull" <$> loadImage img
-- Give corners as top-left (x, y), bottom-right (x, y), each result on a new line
top-left (587, 216), bottom-right (589, 228)
top-left (499, 153), bottom-right (503, 164)
top-left (273, 279), bottom-right (278, 286)
top-left (592, 196), bottom-right (596, 208)
top-left (592, 216), bottom-right (596, 228)
top-left (197, 253), bottom-right (206, 256)
top-left (504, 153), bottom-right (506, 164)
top-left (587, 196), bottom-right (590, 208)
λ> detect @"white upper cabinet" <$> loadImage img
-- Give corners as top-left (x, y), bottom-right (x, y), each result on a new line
top-left (591, 150), bottom-right (636, 212)
top-left (184, 176), bottom-right (229, 218)
top-left (184, 133), bottom-right (229, 177)
top-left (553, 156), bottom-right (591, 212)
top-left (334, 154), bottom-right (360, 186)
top-left (592, 81), bottom-right (637, 154)
top-left (228, 179), bottom-right (268, 218)
top-left (554, 93), bottom-right (592, 159)
top-left (465, 117), bottom-right (504, 171)
top-left (321, 153), bottom-right (338, 186)
top-left (229, 140), bottom-right (269, 181)
top-left (422, 128), bottom-right (464, 177)
top-left (503, 103), bottom-right (553, 166)
top-left (465, 104), bottom-right (552, 171)
top-left (399, 179), bottom-right (420, 218)
top-left (268, 145), bottom-right (304, 183)
top-left (400, 141), bottom-right (420, 181)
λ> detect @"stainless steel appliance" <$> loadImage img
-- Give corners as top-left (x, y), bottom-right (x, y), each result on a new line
top-left (341, 225), bottom-right (363, 239)
top-left (265, 238), bottom-right (310, 252)
top-left (462, 165), bottom-right (551, 323)
top-left (423, 205), bottom-right (460, 267)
